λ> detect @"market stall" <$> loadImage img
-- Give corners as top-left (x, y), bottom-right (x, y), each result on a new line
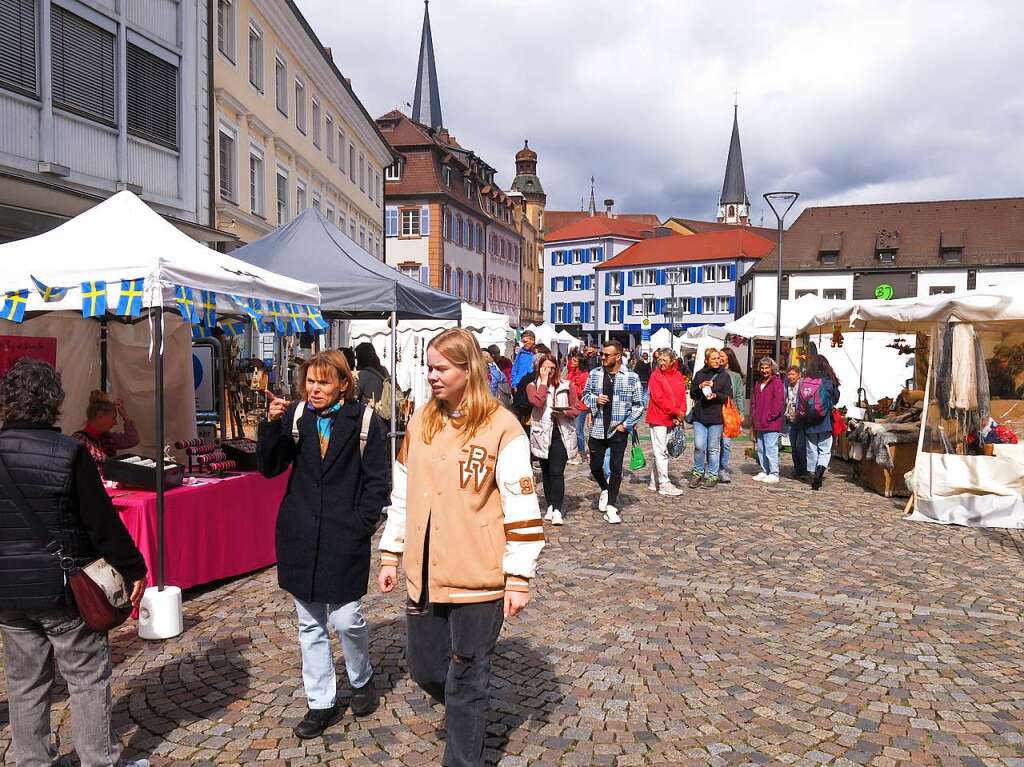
top-left (796, 291), bottom-right (1024, 525)
top-left (0, 191), bottom-right (322, 635)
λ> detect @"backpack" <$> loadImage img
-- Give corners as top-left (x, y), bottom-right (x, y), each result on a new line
top-left (361, 369), bottom-right (405, 422)
top-left (495, 376), bottom-right (514, 409)
top-left (513, 374), bottom-right (535, 417)
top-left (796, 378), bottom-right (829, 426)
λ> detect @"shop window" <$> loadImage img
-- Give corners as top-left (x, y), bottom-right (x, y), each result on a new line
top-left (0, 0), bottom-right (37, 97)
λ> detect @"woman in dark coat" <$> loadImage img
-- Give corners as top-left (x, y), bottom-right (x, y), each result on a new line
top-left (687, 348), bottom-right (733, 489)
top-left (257, 349), bottom-right (389, 739)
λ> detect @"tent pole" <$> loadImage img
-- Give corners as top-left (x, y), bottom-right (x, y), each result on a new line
top-left (99, 319), bottom-right (109, 392)
top-left (390, 311), bottom-right (398, 464)
top-left (153, 307), bottom-right (166, 591)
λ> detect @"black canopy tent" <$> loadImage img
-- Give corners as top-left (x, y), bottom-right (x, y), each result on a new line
top-left (232, 209), bottom-right (461, 457)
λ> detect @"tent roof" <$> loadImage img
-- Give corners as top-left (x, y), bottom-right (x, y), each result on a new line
top-left (723, 295), bottom-right (843, 339)
top-left (231, 209), bottom-right (460, 319)
top-left (0, 191), bottom-right (319, 313)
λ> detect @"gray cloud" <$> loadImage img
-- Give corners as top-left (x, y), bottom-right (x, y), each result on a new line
top-left (296, 0), bottom-right (1023, 219)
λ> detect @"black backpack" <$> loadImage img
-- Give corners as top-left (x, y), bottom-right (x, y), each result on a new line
top-left (513, 373), bottom-right (536, 417)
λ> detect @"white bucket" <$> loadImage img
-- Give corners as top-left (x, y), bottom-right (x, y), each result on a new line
top-left (138, 585), bottom-right (183, 640)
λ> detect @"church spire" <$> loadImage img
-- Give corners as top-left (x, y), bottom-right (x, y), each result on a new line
top-left (412, 0), bottom-right (443, 129)
top-left (588, 176), bottom-right (597, 216)
top-left (718, 103), bottom-right (750, 225)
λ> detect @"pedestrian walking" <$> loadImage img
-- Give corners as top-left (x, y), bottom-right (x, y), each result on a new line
top-left (378, 328), bottom-right (544, 767)
top-left (718, 347), bottom-right (746, 483)
top-left (257, 350), bottom-right (389, 739)
top-left (582, 340), bottom-right (644, 524)
top-left (646, 348), bottom-right (687, 496)
top-left (565, 351), bottom-right (591, 464)
top-left (798, 356), bottom-right (841, 490)
top-left (688, 349), bottom-right (733, 489)
top-left (784, 365), bottom-right (808, 480)
top-left (528, 352), bottom-right (582, 526)
top-left (510, 330), bottom-right (536, 390)
top-left (750, 357), bottom-right (785, 484)
top-left (0, 359), bottom-right (149, 767)
top-left (635, 351), bottom-right (652, 406)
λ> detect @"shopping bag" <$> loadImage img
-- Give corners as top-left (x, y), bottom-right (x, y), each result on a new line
top-left (629, 430), bottom-right (647, 471)
top-left (667, 425), bottom-right (687, 458)
top-left (722, 397), bottom-right (742, 438)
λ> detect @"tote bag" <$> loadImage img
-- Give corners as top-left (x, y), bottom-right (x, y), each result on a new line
top-left (628, 430), bottom-right (647, 471)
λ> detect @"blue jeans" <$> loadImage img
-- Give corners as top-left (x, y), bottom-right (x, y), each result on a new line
top-left (720, 436), bottom-right (732, 472)
top-left (755, 431), bottom-right (781, 476)
top-left (294, 598), bottom-right (373, 709)
top-left (788, 423), bottom-right (807, 475)
top-left (806, 432), bottom-right (833, 473)
top-left (692, 422), bottom-right (723, 478)
top-left (574, 412), bottom-right (588, 455)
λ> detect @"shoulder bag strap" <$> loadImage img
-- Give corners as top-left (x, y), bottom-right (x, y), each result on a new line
top-left (291, 401), bottom-right (305, 443)
top-left (0, 449), bottom-right (63, 557)
top-left (358, 404), bottom-right (373, 457)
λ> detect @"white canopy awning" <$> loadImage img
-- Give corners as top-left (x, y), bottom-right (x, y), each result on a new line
top-left (724, 295), bottom-right (845, 340)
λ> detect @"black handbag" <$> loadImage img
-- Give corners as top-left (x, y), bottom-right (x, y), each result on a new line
top-left (0, 452), bottom-right (131, 632)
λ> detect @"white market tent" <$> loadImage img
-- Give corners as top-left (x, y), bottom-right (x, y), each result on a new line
top-left (792, 290), bottom-right (1024, 529)
top-left (0, 191), bottom-right (321, 588)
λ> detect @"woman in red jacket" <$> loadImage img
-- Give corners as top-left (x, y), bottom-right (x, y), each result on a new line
top-left (565, 351), bottom-right (591, 462)
top-left (646, 348), bottom-right (687, 496)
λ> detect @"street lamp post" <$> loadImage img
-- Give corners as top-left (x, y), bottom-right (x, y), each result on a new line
top-left (641, 291), bottom-right (654, 352)
top-left (763, 191), bottom-right (799, 367)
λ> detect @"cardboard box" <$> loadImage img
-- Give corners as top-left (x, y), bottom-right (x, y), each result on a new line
top-left (859, 442), bottom-right (916, 498)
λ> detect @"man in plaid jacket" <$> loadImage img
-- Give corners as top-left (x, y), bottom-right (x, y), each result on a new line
top-left (582, 340), bottom-right (644, 524)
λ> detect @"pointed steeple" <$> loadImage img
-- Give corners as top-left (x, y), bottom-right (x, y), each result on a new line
top-left (412, 1), bottom-right (443, 130)
top-left (588, 176), bottom-right (597, 216)
top-left (718, 104), bottom-right (750, 225)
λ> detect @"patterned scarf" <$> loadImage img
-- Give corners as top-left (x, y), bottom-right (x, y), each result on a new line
top-left (312, 401), bottom-right (342, 458)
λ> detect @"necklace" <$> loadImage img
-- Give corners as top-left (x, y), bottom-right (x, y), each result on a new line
top-left (448, 409), bottom-right (463, 418)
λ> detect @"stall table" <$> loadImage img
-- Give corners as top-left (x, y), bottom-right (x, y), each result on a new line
top-left (110, 471), bottom-right (287, 591)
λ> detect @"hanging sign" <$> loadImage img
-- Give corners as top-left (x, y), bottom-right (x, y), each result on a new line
top-left (874, 284), bottom-right (895, 300)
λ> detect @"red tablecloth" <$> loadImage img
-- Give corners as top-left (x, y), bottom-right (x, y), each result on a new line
top-left (110, 471), bottom-right (288, 591)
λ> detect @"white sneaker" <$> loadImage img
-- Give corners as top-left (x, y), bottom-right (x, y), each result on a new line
top-left (752, 472), bottom-right (768, 482)
top-left (659, 483), bottom-right (684, 497)
top-left (603, 506), bottom-right (621, 524)
top-left (551, 509), bottom-right (564, 526)
top-left (598, 489), bottom-right (609, 512)
top-left (648, 480), bottom-right (657, 491)
top-left (544, 505), bottom-right (554, 521)
top-left (763, 474), bottom-right (780, 484)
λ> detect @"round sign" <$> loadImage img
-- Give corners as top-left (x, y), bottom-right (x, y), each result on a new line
top-left (874, 284), bottom-right (894, 300)
top-left (641, 318), bottom-right (651, 327)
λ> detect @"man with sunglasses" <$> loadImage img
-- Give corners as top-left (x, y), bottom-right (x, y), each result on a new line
top-left (582, 340), bottom-right (644, 524)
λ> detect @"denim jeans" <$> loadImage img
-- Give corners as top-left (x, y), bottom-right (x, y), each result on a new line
top-left (755, 431), bottom-right (781, 476)
top-left (692, 422), bottom-right (723, 478)
top-left (806, 432), bottom-right (834, 473)
top-left (590, 431), bottom-right (628, 505)
top-left (407, 596), bottom-right (504, 767)
top-left (0, 608), bottom-right (123, 767)
top-left (294, 598), bottom-right (373, 709)
top-left (574, 412), bottom-right (588, 456)
top-left (788, 423), bottom-right (807, 475)
top-left (720, 436), bottom-right (732, 472)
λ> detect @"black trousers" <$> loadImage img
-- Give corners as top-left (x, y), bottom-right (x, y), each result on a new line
top-left (538, 427), bottom-right (568, 513)
top-left (407, 596), bottom-right (504, 767)
top-left (589, 430), bottom-right (628, 505)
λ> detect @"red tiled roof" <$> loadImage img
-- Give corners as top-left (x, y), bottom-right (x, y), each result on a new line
top-left (545, 215), bottom-right (655, 243)
top-left (665, 217), bottom-right (780, 242)
top-left (542, 210), bottom-right (659, 237)
top-left (595, 229), bottom-right (775, 270)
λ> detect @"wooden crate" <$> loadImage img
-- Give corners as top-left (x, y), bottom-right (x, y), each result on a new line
top-left (859, 442), bottom-right (916, 498)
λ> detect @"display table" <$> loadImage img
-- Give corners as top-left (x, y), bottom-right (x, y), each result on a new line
top-left (110, 471), bottom-right (288, 591)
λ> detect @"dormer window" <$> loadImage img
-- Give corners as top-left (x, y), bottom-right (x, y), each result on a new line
top-left (443, 166), bottom-right (452, 187)
top-left (385, 160), bottom-right (402, 181)
top-left (875, 229), bottom-right (900, 263)
top-left (941, 247), bottom-right (963, 264)
top-left (818, 250), bottom-right (839, 265)
top-left (940, 229), bottom-right (965, 263)
top-left (877, 250), bottom-right (897, 264)
top-left (464, 178), bottom-right (473, 197)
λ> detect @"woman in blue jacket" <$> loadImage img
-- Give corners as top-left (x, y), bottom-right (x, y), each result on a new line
top-left (801, 356), bottom-right (840, 490)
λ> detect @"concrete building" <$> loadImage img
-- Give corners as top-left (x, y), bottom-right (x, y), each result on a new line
top-left (0, 0), bottom-right (226, 243)
top-left (379, 1), bottom-right (524, 324)
top-left (212, 0), bottom-right (391, 250)
top-left (510, 140), bottom-right (545, 325)
top-left (738, 198), bottom-right (1024, 316)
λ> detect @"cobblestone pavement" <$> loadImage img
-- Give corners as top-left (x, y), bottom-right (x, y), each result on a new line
top-left (4, 447), bottom-right (1024, 766)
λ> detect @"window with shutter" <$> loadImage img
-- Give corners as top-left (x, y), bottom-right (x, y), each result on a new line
top-left (216, 0), bottom-right (235, 61)
top-left (248, 24), bottom-right (262, 90)
top-left (274, 55), bottom-right (287, 114)
top-left (0, 0), bottom-right (37, 97)
top-left (218, 129), bottom-right (235, 201)
top-left (127, 43), bottom-right (178, 149)
top-left (51, 6), bottom-right (115, 125)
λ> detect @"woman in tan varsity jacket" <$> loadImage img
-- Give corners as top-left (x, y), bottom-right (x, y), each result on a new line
top-left (378, 328), bottom-right (544, 767)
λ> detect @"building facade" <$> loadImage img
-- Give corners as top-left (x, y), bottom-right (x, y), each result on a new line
top-left (212, 0), bottom-right (390, 250)
top-left (378, 2), bottom-right (524, 324)
top-left (738, 198), bottom-right (1024, 316)
top-left (0, 0), bottom-right (223, 243)
top-left (510, 140), bottom-right (546, 325)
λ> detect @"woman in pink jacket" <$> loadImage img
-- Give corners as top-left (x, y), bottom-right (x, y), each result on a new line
top-left (646, 348), bottom-right (687, 496)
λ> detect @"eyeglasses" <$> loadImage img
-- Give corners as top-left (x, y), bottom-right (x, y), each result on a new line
top-left (600, 352), bottom-right (619, 358)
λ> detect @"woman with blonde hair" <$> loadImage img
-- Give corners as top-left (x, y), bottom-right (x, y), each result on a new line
top-left (73, 389), bottom-right (139, 469)
top-left (258, 349), bottom-right (389, 738)
top-left (378, 328), bottom-right (545, 767)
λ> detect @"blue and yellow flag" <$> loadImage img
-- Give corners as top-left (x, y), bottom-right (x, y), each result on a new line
top-left (306, 306), bottom-right (329, 332)
top-left (81, 281), bottom-right (107, 318)
top-left (116, 278), bottom-right (145, 317)
top-left (265, 301), bottom-right (287, 334)
top-left (200, 290), bottom-right (217, 327)
top-left (31, 276), bottom-right (68, 303)
top-left (1, 290), bottom-right (29, 323)
top-left (217, 317), bottom-right (248, 337)
top-left (191, 324), bottom-right (213, 340)
top-left (174, 286), bottom-right (199, 323)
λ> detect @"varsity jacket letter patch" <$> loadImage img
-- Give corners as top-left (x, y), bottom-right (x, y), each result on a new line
top-left (459, 445), bottom-right (494, 493)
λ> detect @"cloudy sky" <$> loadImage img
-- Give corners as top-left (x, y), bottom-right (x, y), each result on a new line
top-left (296, 0), bottom-right (1022, 222)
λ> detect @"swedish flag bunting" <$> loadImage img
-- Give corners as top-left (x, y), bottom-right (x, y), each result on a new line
top-left (265, 301), bottom-right (287, 333)
top-left (284, 303), bottom-right (304, 334)
top-left (81, 281), bottom-right (108, 318)
top-left (200, 290), bottom-right (217, 327)
top-left (1, 290), bottom-right (29, 323)
top-left (306, 305), bottom-right (329, 332)
top-left (116, 278), bottom-right (145, 317)
top-left (31, 276), bottom-right (68, 303)
top-left (173, 286), bottom-right (199, 323)
top-left (217, 317), bottom-right (247, 337)
top-left (191, 324), bottom-right (212, 340)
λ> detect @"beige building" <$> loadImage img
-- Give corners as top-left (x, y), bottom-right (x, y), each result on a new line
top-left (510, 142), bottom-right (546, 325)
top-left (212, 0), bottom-right (391, 250)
